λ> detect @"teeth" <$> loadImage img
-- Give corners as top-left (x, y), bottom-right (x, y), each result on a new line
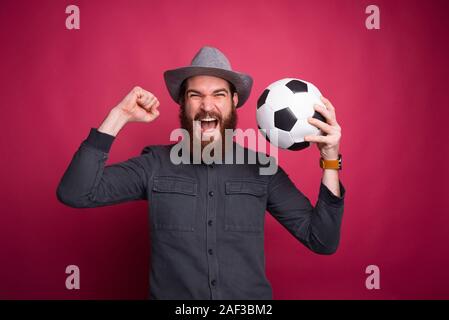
top-left (200, 118), bottom-right (216, 122)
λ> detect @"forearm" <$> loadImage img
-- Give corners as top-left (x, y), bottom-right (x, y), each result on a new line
top-left (267, 166), bottom-right (346, 255)
top-left (98, 108), bottom-right (129, 137)
top-left (321, 168), bottom-right (340, 197)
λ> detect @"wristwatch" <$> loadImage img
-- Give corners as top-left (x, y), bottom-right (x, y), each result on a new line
top-left (320, 154), bottom-right (342, 170)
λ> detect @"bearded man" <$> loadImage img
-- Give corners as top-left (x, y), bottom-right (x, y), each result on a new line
top-left (57, 46), bottom-right (345, 300)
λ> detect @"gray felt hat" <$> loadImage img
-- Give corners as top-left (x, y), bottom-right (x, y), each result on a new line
top-left (163, 46), bottom-right (253, 108)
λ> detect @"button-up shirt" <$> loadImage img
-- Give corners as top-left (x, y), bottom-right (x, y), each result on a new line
top-left (57, 128), bottom-right (346, 299)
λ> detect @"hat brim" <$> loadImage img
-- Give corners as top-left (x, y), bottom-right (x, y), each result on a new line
top-left (164, 66), bottom-right (253, 108)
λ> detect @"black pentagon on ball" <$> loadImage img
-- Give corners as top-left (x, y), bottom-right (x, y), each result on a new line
top-left (312, 110), bottom-right (326, 123)
top-left (286, 80), bottom-right (308, 93)
top-left (288, 141), bottom-right (310, 151)
top-left (257, 89), bottom-right (270, 109)
top-left (257, 123), bottom-right (266, 137)
top-left (265, 134), bottom-right (271, 143)
top-left (274, 107), bottom-right (297, 131)
top-left (258, 125), bottom-right (270, 142)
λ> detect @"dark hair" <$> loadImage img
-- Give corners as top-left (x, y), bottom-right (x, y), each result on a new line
top-left (178, 77), bottom-right (237, 106)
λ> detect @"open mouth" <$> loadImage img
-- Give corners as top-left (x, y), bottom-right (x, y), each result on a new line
top-left (200, 117), bottom-right (219, 133)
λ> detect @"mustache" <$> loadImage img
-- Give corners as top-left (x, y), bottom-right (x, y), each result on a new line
top-left (193, 110), bottom-right (223, 122)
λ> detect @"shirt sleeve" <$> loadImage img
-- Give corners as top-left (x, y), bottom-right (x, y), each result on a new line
top-left (56, 128), bottom-right (156, 208)
top-left (266, 166), bottom-right (345, 255)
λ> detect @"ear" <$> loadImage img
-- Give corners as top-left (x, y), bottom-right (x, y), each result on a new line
top-left (232, 92), bottom-right (239, 107)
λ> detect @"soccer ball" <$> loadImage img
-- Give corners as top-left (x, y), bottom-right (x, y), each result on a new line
top-left (256, 78), bottom-right (326, 150)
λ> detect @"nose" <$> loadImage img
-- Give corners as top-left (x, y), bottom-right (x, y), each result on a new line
top-left (200, 95), bottom-right (215, 112)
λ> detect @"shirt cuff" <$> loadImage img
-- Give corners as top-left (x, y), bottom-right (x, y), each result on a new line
top-left (84, 128), bottom-right (115, 153)
top-left (319, 180), bottom-right (346, 207)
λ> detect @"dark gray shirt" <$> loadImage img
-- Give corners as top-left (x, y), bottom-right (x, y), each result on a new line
top-left (56, 128), bottom-right (346, 300)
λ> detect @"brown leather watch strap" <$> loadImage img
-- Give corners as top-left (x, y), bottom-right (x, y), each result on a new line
top-left (320, 154), bottom-right (342, 170)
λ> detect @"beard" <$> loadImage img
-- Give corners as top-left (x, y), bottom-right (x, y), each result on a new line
top-left (179, 102), bottom-right (238, 159)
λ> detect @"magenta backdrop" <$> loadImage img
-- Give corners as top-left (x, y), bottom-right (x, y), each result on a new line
top-left (1, 0), bottom-right (448, 299)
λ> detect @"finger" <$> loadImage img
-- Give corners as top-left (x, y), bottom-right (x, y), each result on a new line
top-left (143, 111), bottom-right (158, 122)
top-left (139, 95), bottom-right (155, 110)
top-left (132, 86), bottom-right (144, 99)
top-left (313, 104), bottom-right (332, 122)
top-left (148, 104), bottom-right (160, 120)
top-left (151, 107), bottom-right (160, 118)
top-left (304, 135), bottom-right (331, 144)
top-left (145, 95), bottom-right (156, 107)
top-left (139, 91), bottom-right (152, 103)
top-left (320, 96), bottom-right (336, 118)
top-left (142, 89), bottom-right (155, 97)
top-left (314, 103), bottom-right (337, 126)
top-left (133, 86), bottom-right (153, 102)
top-left (320, 96), bottom-right (334, 110)
top-left (144, 91), bottom-right (158, 108)
top-left (308, 117), bottom-right (333, 134)
top-left (141, 90), bottom-right (156, 103)
top-left (149, 100), bottom-right (160, 113)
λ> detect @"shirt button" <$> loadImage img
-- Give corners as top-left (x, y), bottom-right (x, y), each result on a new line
top-left (208, 220), bottom-right (213, 226)
top-left (211, 279), bottom-right (217, 286)
top-left (208, 191), bottom-right (214, 197)
top-left (208, 249), bottom-right (213, 255)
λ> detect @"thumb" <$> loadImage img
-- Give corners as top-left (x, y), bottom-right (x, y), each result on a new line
top-left (145, 108), bottom-right (160, 122)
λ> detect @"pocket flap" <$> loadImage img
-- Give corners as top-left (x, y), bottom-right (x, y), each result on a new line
top-left (225, 180), bottom-right (267, 197)
top-left (153, 176), bottom-right (197, 196)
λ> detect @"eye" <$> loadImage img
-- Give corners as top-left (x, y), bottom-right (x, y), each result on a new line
top-left (215, 93), bottom-right (226, 97)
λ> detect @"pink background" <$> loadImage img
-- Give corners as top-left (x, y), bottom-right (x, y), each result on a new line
top-left (1, 0), bottom-right (448, 299)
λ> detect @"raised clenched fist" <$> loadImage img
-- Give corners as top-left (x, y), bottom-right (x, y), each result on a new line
top-left (114, 86), bottom-right (160, 123)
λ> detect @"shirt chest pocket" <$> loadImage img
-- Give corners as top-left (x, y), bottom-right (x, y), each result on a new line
top-left (151, 176), bottom-right (198, 232)
top-left (224, 179), bottom-right (268, 233)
